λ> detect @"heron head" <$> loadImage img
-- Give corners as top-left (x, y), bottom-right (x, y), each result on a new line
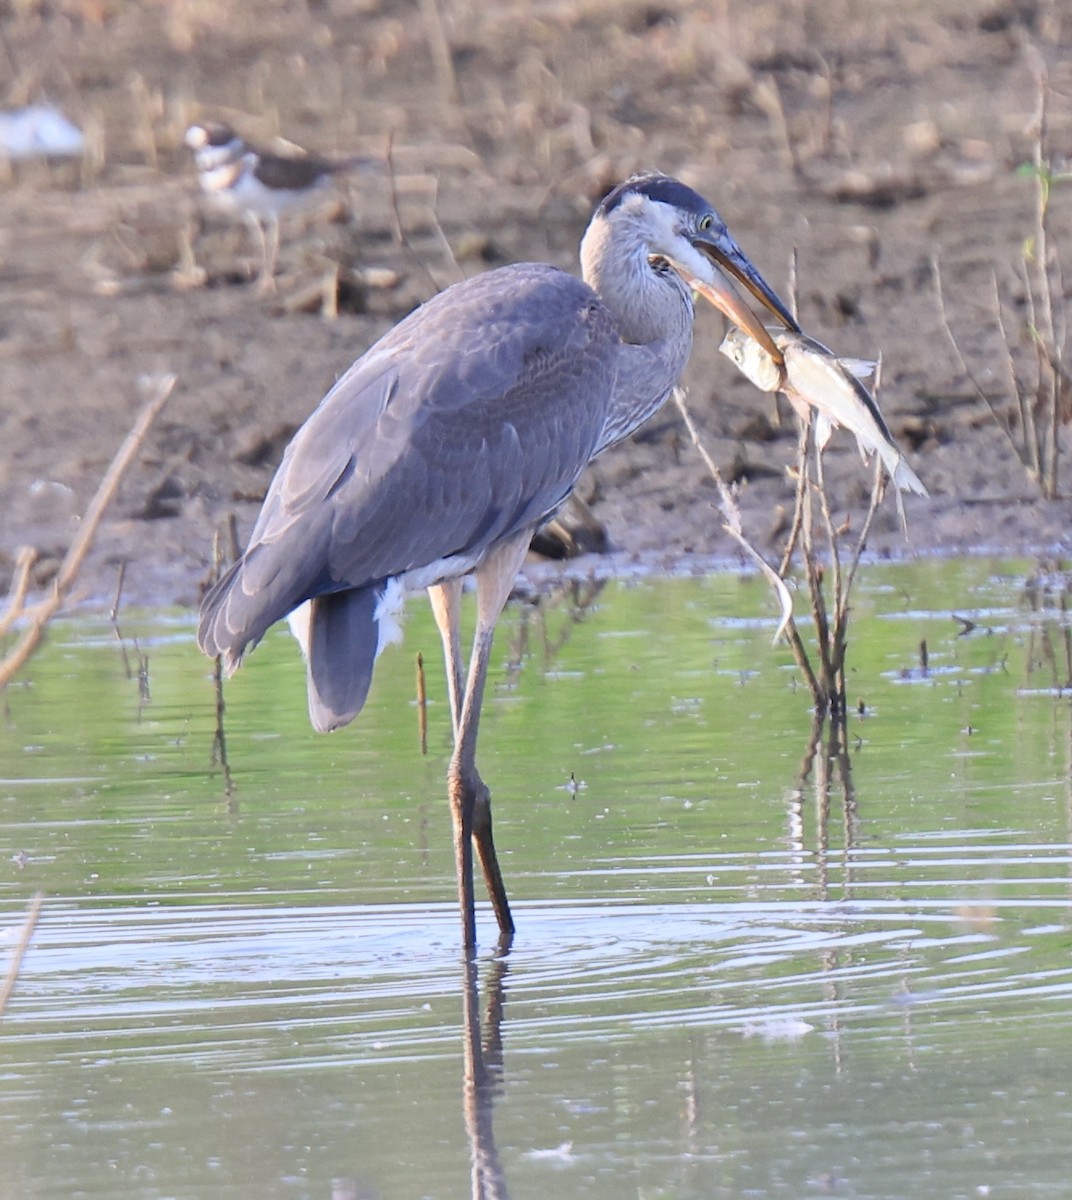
top-left (597, 173), bottom-right (799, 362)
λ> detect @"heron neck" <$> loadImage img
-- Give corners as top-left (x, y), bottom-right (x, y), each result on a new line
top-left (580, 215), bottom-right (694, 347)
top-left (580, 215), bottom-right (695, 453)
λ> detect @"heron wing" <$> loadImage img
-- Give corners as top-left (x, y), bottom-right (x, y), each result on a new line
top-left (200, 264), bottom-right (618, 659)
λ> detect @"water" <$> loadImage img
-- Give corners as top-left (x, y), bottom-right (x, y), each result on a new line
top-left (3, 558), bottom-right (1072, 1198)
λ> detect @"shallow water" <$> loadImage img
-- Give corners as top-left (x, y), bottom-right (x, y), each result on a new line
top-left (4, 558), bottom-right (1072, 1199)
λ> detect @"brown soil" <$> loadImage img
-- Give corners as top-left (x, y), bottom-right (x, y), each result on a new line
top-left (3, 0), bottom-right (1072, 610)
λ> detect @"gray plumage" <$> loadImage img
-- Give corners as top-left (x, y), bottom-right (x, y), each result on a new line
top-left (200, 264), bottom-right (618, 729)
top-left (198, 171), bottom-right (797, 947)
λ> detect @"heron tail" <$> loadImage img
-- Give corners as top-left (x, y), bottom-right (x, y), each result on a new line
top-left (304, 587), bottom-right (381, 733)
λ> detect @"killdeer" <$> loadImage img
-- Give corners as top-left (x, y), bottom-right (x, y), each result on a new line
top-left (184, 122), bottom-right (375, 290)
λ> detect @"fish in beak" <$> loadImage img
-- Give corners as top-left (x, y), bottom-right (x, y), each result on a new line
top-left (719, 325), bottom-right (928, 500)
top-left (680, 221), bottom-right (800, 367)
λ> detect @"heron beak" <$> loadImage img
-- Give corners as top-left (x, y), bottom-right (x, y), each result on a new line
top-left (686, 227), bottom-right (800, 364)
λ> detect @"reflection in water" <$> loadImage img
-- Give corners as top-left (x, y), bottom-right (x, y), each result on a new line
top-left (7, 567), bottom-right (1072, 1197)
top-left (785, 712), bottom-right (858, 904)
top-left (1022, 560), bottom-right (1072, 691)
top-left (784, 711), bottom-right (862, 1076)
top-left (1021, 562), bottom-right (1072, 905)
top-left (504, 578), bottom-right (606, 680)
top-left (463, 952), bottom-right (511, 1200)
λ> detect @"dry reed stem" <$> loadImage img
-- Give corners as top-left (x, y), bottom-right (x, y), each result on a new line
top-left (0, 891), bottom-right (43, 1020)
top-left (0, 374), bottom-right (176, 689)
top-left (110, 560), bottom-right (133, 679)
top-left (932, 258), bottom-right (1028, 467)
top-left (416, 651), bottom-right (428, 756)
top-left (427, 176), bottom-right (465, 285)
top-left (671, 385), bottom-right (826, 703)
top-left (110, 561), bottom-right (150, 700)
top-left (842, 457), bottom-right (886, 604)
top-left (384, 130), bottom-right (444, 294)
top-left (671, 390), bottom-right (794, 641)
top-left (0, 546), bottom-right (37, 639)
top-left (938, 65), bottom-right (1068, 499)
top-left (417, 0), bottom-right (459, 106)
top-left (1026, 63), bottom-right (1060, 497)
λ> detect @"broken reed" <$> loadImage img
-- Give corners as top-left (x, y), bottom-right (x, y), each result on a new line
top-left (675, 376), bottom-right (889, 722)
top-left (779, 409), bottom-right (888, 718)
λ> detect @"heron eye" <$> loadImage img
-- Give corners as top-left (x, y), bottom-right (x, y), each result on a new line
top-left (698, 214), bottom-right (713, 232)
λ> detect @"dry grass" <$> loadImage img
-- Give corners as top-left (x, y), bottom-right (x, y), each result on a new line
top-left (0, 374), bottom-right (176, 688)
top-left (935, 64), bottom-right (1071, 501)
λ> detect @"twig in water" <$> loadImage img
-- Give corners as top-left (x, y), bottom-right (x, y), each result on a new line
top-left (416, 651), bottom-right (428, 756)
top-left (0, 892), bottom-right (43, 1020)
top-left (109, 561), bottom-right (150, 702)
top-left (208, 530), bottom-right (236, 799)
top-left (676, 386), bottom-right (829, 702)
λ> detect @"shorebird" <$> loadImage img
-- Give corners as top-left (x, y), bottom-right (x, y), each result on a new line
top-left (184, 121), bottom-right (374, 289)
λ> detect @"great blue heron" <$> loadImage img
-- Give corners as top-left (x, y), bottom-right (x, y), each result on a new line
top-left (184, 122), bottom-right (375, 290)
top-left (198, 172), bottom-right (799, 950)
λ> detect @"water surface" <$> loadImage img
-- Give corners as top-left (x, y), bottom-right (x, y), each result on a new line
top-left (3, 558), bottom-right (1072, 1198)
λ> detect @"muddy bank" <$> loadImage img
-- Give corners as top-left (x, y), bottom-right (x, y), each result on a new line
top-left (2, 1), bottom-right (1072, 611)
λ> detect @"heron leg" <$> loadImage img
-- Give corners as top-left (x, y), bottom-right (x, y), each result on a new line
top-left (449, 531), bottom-right (528, 950)
top-left (428, 578), bottom-right (464, 741)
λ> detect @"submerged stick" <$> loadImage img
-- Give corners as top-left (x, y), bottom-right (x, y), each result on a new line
top-left (416, 651), bottom-right (428, 755)
top-left (0, 891), bottom-right (43, 1019)
top-left (109, 560), bottom-right (150, 700)
top-left (209, 529), bottom-right (235, 798)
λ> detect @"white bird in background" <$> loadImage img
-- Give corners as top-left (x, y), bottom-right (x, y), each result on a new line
top-left (184, 121), bottom-right (376, 289)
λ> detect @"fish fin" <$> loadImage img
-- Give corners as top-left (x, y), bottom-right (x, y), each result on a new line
top-left (841, 357), bottom-right (879, 383)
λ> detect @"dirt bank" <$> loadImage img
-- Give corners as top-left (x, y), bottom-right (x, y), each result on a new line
top-left (2, 0), bottom-right (1071, 611)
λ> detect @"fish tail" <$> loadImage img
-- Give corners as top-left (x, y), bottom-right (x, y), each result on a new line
top-left (874, 439), bottom-right (928, 498)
